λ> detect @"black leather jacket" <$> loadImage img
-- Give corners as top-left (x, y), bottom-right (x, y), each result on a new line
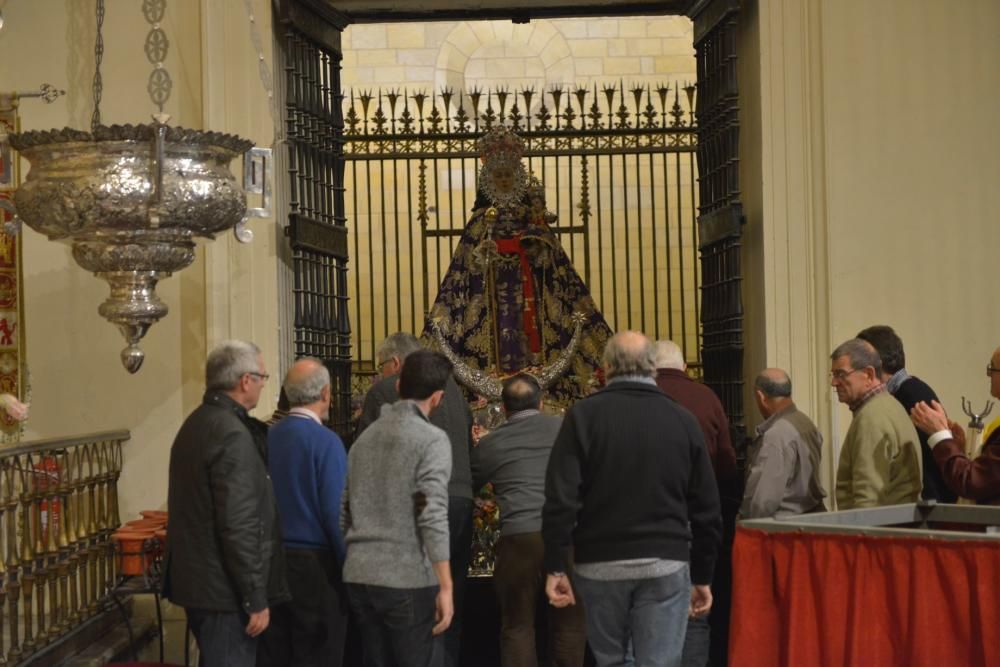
top-left (163, 391), bottom-right (289, 613)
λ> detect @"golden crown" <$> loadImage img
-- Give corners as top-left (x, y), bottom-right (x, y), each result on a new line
top-left (476, 125), bottom-right (525, 166)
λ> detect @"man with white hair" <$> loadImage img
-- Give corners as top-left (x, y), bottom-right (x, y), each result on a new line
top-left (260, 358), bottom-right (349, 667)
top-left (653, 341), bottom-right (735, 666)
top-left (543, 331), bottom-right (722, 667)
top-left (654, 340), bottom-right (736, 485)
top-left (165, 340), bottom-right (289, 666)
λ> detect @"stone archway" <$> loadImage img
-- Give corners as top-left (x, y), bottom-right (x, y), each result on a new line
top-left (434, 20), bottom-right (574, 113)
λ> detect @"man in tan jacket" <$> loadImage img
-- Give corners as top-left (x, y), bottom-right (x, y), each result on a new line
top-left (830, 338), bottom-right (922, 509)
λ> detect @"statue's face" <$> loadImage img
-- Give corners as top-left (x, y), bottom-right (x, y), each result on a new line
top-left (492, 166), bottom-right (515, 193)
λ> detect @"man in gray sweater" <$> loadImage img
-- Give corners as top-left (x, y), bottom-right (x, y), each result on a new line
top-left (357, 332), bottom-right (474, 667)
top-left (472, 374), bottom-right (586, 667)
top-left (342, 350), bottom-right (454, 667)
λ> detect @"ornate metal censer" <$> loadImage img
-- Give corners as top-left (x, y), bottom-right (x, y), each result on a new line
top-left (4, 0), bottom-right (262, 372)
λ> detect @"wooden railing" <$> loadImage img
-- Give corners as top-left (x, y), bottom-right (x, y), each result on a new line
top-left (0, 430), bottom-right (127, 664)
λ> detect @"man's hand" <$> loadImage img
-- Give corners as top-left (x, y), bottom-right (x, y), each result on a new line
top-left (947, 420), bottom-right (967, 450)
top-left (245, 608), bottom-right (270, 637)
top-left (432, 586), bottom-right (454, 636)
top-left (689, 584), bottom-right (712, 618)
top-left (911, 400), bottom-right (950, 435)
top-left (0, 394), bottom-right (28, 421)
top-left (545, 573), bottom-right (576, 608)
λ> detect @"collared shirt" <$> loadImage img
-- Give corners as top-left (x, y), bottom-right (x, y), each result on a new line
top-left (740, 403), bottom-right (826, 519)
top-left (607, 374), bottom-right (657, 386)
top-left (849, 383), bottom-right (885, 413)
top-left (288, 406), bottom-right (322, 425)
top-left (885, 368), bottom-right (911, 395)
top-left (505, 408), bottom-right (540, 423)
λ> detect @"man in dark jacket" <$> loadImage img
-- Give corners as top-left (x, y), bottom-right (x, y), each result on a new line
top-left (543, 331), bottom-right (722, 667)
top-left (357, 332), bottom-right (474, 667)
top-left (164, 340), bottom-right (289, 666)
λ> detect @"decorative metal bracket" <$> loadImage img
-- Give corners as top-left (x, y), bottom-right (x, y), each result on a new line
top-left (962, 397), bottom-right (994, 430)
top-left (235, 147), bottom-right (272, 243)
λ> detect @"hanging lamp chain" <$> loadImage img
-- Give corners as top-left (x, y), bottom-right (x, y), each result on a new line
top-left (90, 0), bottom-right (105, 132)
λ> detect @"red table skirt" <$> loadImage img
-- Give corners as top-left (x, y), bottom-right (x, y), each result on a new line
top-left (729, 527), bottom-right (1000, 667)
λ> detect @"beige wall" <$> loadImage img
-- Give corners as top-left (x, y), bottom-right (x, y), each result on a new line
top-left (0, 0), bottom-right (280, 521)
top-left (745, 0), bottom-right (1000, 499)
top-left (343, 16), bottom-right (695, 94)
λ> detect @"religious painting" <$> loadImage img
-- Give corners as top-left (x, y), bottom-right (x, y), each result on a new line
top-left (0, 98), bottom-right (26, 442)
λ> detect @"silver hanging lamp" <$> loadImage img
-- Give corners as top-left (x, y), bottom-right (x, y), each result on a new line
top-left (5, 0), bottom-right (262, 373)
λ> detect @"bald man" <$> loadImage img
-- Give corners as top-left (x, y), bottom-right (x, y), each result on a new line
top-left (911, 345), bottom-right (1000, 504)
top-left (261, 358), bottom-right (349, 667)
top-left (542, 331), bottom-right (721, 667)
top-left (740, 369), bottom-right (826, 519)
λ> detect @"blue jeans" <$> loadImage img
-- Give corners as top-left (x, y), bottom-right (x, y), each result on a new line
top-left (347, 583), bottom-right (442, 667)
top-left (573, 565), bottom-right (691, 667)
top-left (185, 608), bottom-right (256, 667)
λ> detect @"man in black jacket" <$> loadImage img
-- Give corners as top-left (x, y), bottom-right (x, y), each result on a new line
top-left (543, 331), bottom-right (722, 667)
top-left (164, 340), bottom-right (290, 666)
top-left (857, 325), bottom-right (955, 502)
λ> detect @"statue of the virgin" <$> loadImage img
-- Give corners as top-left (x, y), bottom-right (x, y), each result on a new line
top-left (423, 125), bottom-right (611, 405)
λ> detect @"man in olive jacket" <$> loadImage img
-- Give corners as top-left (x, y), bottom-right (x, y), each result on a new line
top-left (164, 340), bottom-right (290, 666)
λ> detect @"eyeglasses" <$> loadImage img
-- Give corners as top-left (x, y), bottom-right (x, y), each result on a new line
top-left (247, 371), bottom-right (270, 382)
top-left (829, 368), bottom-right (862, 382)
top-left (987, 365), bottom-right (1000, 377)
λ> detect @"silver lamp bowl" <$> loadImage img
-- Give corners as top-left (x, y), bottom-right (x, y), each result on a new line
top-left (8, 124), bottom-right (253, 373)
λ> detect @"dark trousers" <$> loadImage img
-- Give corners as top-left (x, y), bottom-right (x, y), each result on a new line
top-left (681, 615), bottom-right (710, 667)
top-left (494, 532), bottom-right (587, 667)
top-left (187, 608), bottom-right (257, 667)
top-left (258, 548), bottom-right (348, 667)
top-left (445, 496), bottom-right (474, 667)
top-left (347, 583), bottom-right (442, 667)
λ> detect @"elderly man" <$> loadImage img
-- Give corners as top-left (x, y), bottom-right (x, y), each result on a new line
top-left (543, 331), bottom-right (722, 667)
top-left (164, 340), bottom-right (289, 666)
top-left (472, 374), bottom-right (586, 667)
top-left (356, 332), bottom-right (474, 667)
top-left (830, 338), bottom-right (922, 509)
top-left (654, 340), bottom-right (737, 484)
top-left (653, 340), bottom-right (735, 667)
top-left (741, 369), bottom-right (826, 519)
top-left (910, 345), bottom-right (1000, 504)
top-left (857, 325), bottom-right (954, 502)
top-left (260, 358), bottom-right (349, 667)
top-left (343, 350), bottom-right (455, 667)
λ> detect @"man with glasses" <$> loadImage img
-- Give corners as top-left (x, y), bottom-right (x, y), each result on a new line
top-left (857, 325), bottom-right (954, 503)
top-left (910, 346), bottom-right (1000, 504)
top-left (164, 340), bottom-right (289, 666)
top-left (830, 338), bottom-right (922, 509)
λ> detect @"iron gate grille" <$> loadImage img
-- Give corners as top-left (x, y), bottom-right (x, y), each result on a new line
top-left (278, 5), bottom-right (353, 435)
top-left (693, 0), bottom-right (745, 431)
top-left (342, 83), bottom-right (701, 375)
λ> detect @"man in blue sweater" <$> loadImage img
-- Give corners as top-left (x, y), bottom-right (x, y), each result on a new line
top-left (259, 358), bottom-right (349, 667)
